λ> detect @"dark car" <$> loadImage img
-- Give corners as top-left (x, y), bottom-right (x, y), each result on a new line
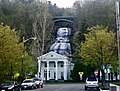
top-left (0, 84), bottom-right (2, 90)
top-left (1, 81), bottom-right (21, 91)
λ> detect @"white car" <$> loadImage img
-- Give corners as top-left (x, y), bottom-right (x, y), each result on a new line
top-left (21, 79), bottom-right (37, 90)
top-left (32, 77), bottom-right (43, 88)
top-left (85, 76), bottom-right (99, 90)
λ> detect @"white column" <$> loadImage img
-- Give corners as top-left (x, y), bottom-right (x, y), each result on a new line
top-left (55, 61), bottom-right (58, 80)
top-left (47, 61), bottom-right (49, 80)
top-left (38, 59), bottom-right (41, 78)
top-left (64, 61), bottom-right (67, 80)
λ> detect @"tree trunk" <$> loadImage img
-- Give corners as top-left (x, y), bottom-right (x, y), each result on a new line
top-left (101, 69), bottom-right (105, 85)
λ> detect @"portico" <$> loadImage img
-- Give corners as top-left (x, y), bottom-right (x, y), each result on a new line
top-left (37, 51), bottom-right (74, 81)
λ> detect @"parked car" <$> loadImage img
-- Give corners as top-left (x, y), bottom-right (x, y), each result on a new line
top-left (0, 84), bottom-right (2, 90)
top-left (85, 76), bottom-right (99, 90)
top-left (1, 81), bottom-right (21, 91)
top-left (32, 77), bottom-right (43, 88)
top-left (21, 79), bottom-right (37, 90)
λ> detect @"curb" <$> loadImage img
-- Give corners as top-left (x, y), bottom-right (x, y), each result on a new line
top-left (100, 89), bottom-right (109, 91)
top-left (100, 83), bottom-right (120, 91)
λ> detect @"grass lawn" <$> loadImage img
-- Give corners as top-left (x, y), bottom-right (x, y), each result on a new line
top-left (111, 81), bottom-right (120, 86)
top-left (99, 83), bottom-right (110, 90)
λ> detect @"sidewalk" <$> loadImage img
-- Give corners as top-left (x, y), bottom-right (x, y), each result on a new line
top-left (109, 83), bottom-right (120, 91)
top-left (100, 83), bottom-right (120, 91)
top-left (100, 88), bottom-right (109, 91)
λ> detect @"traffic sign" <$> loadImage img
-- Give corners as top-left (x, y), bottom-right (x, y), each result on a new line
top-left (78, 72), bottom-right (84, 75)
top-left (78, 72), bottom-right (84, 80)
top-left (94, 70), bottom-right (98, 76)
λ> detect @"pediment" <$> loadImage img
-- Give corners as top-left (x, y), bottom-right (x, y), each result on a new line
top-left (37, 51), bottom-right (67, 60)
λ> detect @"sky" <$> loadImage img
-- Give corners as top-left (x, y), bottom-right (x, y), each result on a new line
top-left (47, 0), bottom-right (77, 8)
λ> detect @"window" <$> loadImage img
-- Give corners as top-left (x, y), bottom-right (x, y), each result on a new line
top-left (54, 72), bottom-right (56, 79)
top-left (51, 55), bottom-right (53, 57)
top-left (61, 64), bottom-right (63, 67)
top-left (49, 71), bottom-right (50, 77)
top-left (61, 72), bottom-right (63, 77)
top-left (45, 62), bottom-right (47, 67)
top-left (44, 70), bottom-right (47, 78)
top-left (44, 73), bottom-right (46, 78)
top-left (61, 72), bottom-right (64, 80)
top-left (88, 77), bottom-right (97, 81)
top-left (54, 63), bottom-right (56, 67)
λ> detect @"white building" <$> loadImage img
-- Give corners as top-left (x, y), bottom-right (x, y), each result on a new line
top-left (37, 51), bottom-right (74, 81)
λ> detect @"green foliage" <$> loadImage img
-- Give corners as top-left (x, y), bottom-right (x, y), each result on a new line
top-left (71, 60), bottom-right (91, 81)
top-left (79, 25), bottom-right (118, 70)
top-left (30, 0), bottom-right (53, 57)
top-left (73, 0), bottom-right (116, 32)
top-left (0, 0), bottom-right (54, 57)
top-left (0, 1), bottom-right (55, 82)
top-left (0, 24), bottom-right (35, 82)
top-left (0, 0), bottom-right (119, 82)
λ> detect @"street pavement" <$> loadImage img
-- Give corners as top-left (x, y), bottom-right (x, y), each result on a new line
top-left (22, 83), bottom-right (100, 91)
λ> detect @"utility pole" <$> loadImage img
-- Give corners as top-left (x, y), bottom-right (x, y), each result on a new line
top-left (116, 1), bottom-right (120, 81)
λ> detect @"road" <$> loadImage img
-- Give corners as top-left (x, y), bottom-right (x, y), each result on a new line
top-left (23, 84), bottom-right (100, 91)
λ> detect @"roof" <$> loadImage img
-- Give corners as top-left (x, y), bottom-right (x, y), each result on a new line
top-left (37, 51), bottom-right (68, 61)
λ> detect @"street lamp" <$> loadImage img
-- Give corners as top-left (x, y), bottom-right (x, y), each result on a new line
top-left (21, 36), bottom-right (37, 82)
top-left (21, 55), bottom-right (24, 82)
top-left (23, 37), bottom-right (36, 43)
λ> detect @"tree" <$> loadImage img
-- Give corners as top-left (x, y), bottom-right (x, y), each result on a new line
top-left (79, 25), bottom-right (118, 72)
top-left (31, 0), bottom-right (53, 56)
top-left (0, 24), bottom-right (35, 82)
top-left (0, 1), bottom-right (54, 79)
top-left (70, 59), bottom-right (92, 81)
top-left (31, 0), bottom-right (53, 77)
top-left (73, 0), bottom-right (116, 32)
